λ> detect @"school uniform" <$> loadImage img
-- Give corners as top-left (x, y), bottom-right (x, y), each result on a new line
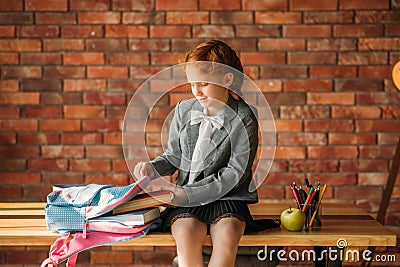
top-left (150, 95), bottom-right (279, 232)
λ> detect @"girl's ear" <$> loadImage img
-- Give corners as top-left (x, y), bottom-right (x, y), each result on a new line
top-left (223, 73), bottom-right (234, 87)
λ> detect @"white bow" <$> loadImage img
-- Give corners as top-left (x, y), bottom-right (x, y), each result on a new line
top-left (188, 110), bottom-right (224, 184)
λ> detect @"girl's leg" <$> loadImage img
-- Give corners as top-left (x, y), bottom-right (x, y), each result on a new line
top-left (171, 217), bottom-right (207, 267)
top-left (208, 217), bottom-right (246, 267)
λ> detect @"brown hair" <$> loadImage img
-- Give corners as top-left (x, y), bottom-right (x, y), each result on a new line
top-left (184, 40), bottom-right (244, 97)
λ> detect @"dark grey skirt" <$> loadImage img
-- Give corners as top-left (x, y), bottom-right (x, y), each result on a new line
top-left (156, 200), bottom-right (280, 233)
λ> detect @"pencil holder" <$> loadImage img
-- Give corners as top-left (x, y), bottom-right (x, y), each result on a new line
top-left (301, 203), bottom-right (321, 230)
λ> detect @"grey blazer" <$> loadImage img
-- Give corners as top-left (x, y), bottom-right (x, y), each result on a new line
top-left (150, 95), bottom-right (259, 205)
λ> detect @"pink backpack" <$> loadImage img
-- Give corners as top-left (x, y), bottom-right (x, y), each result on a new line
top-left (41, 176), bottom-right (160, 266)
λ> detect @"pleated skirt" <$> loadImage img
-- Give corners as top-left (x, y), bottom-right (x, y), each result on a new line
top-left (157, 200), bottom-right (280, 233)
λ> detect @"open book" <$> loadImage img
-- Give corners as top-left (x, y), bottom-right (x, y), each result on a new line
top-left (90, 208), bottom-right (160, 226)
top-left (112, 190), bottom-right (173, 215)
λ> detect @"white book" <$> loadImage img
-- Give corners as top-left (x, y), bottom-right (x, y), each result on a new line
top-left (90, 207), bottom-right (160, 226)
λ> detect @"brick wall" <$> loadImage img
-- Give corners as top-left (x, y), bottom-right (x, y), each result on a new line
top-left (0, 0), bottom-right (399, 266)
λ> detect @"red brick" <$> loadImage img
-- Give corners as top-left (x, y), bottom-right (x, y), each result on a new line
top-left (241, 52), bottom-right (285, 65)
top-left (123, 12), bottom-right (164, 24)
top-left (0, 92), bottom-right (39, 104)
top-left (264, 93), bottom-right (305, 105)
top-left (40, 120), bottom-right (80, 131)
top-left (43, 39), bottom-right (84, 51)
top-left (0, 0), bottom-right (23, 10)
top-left (256, 12), bottom-right (302, 24)
top-left (5, 250), bottom-right (49, 263)
top-left (260, 66), bottom-right (308, 78)
top-left (82, 120), bottom-right (121, 131)
top-left (28, 159), bottom-right (68, 171)
top-left (291, 0), bottom-right (337, 10)
top-left (0, 107), bottom-right (18, 118)
top-left (150, 25), bottom-right (190, 38)
top-left (359, 38), bottom-right (400, 50)
top-left (0, 185), bottom-right (22, 199)
top-left (129, 39), bottom-right (169, 52)
top-left (288, 52), bottom-right (336, 64)
top-left (308, 38), bottom-right (357, 51)
top-left (87, 39), bottom-right (128, 51)
top-left (83, 93), bottom-right (126, 105)
top-left (19, 133), bottom-right (60, 144)
top-left (378, 133), bottom-right (399, 145)
top-left (335, 79), bottom-right (383, 92)
top-left (25, 0), bottom-right (67, 10)
top-left (164, 11), bottom-right (207, 24)
top-left (340, 0), bottom-right (389, 10)
top-left (0, 133), bottom-right (16, 144)
top-left (130, 66), bottom-right (165, 79)
top-left (243, 0), bottom-right (287, 10)
top-left (307, 93), bottom-right (354, 105)
top-left (304, 11), bottom-right (353, 23)
top-left (2, 67), bottom-right (42, 79)
top-left (88, 66), bottom-right (128, 78)
top-left (280, 106), bottom-right (330, 119)
top-left (25, 106), bottom-right (62, 118)
top-left (290, 160), bottom-right (339, 173)
top-left (105, 25), bottom-right (148, 38)
top-left (64, 106), bottom-right (105, 118)
top-left (41, 145), bottom-right (84, 158)
top-left (382, 106), bottom-right (400, 118)
top-left (278, 133), bottom-right (327, 145)
top-left (284, 25), bottom-right (331, 37)
top-left (334, 25), bottom-right (384, 37)
top-left (309, 173), bottom-right (357, 186)
top-left (308, 146), bottom-right (358, 159)
top-left (70, 0), bottom-right (110, 10)
top-left (0, 52), bottom-right (18, 64)
top-left (0, 173), bottom-right (41, 184)
top-left (107, 80), bottom-right (142, 92)
top-left (329, 133), bottom-right (376, 145)
top-left (0, 159), bottom-right (26, 171)
top-left (79, 12), bottom-right (120, 24)
top-left (61, 26), bottom-right (104, 38)
top-left (305, 120), bottom-right (354, 132)
top-left (17, 26), bottom-right (59, 38)
top-left (40, 92), bottom-right (82, 105)
top-left (64, 52), bottom-right (104, 65)
top-left (44, 66), bottom-right (85, 78)
top-left (272, 147), bottom-right (306, 159)
top-left (335, 186), bottom-right (382, 199)
top-left (273, 119), bottom-right (302, 132)
top-left (113, 0), bottom-right (154, 10)
top-left (90, 251), bottom-right (132, 264)
top-left (356, 120), bottom-right (400, 132)
top-left (310, 66), bottom-right (357, 78)
top-left (36, 12), bottom-right (77, 24)
top-left (360, 146), bottom-right (396, 159)
top-left (64, 79), bottom-right (106, 92)
top-left (199, 0), bottom-right (240, 10)
top-left (0, 145), bottom-right (39, 158)
top-left (70, 159), bottom-right (111, 171)
top-left (62, 133), bottom-right (102, 145)
top-left (253, 80), bottom-right (282, 92)
top-left (359, 173), bottom-right (400, 186)
top-left (0, 26), bottom-right (15, 37)
top-left (21, 53), bottom-right (61, 65)
top-left (0, 12), bottom-right (33, 24)
top-left (210, 12), bottom-right (252, 24)
top-left (332, 106), bottom-right (381, 118)
top-left (193, 25), bottom-right (235, 38)
top-left (156, 0), bottom-right (197, 10)
top-left (357, 92), bottom-right (399, 105)
top-left (356, 11), bottom-right (400, 23)
top-left (0, 119), bottom-right (37, 131)
top-left (86, 173), bottom-right (129, 185)
top-left (104, 132), bottom-right (122, 144)
top-left (42, 172), bottom-right (84, 184)
top-left (151, 52), bottom-right (185, 65)
top-left (86, 145), bottom-right (123, 158)
top-left (235, 25), bottom-right (280, 38)
top-left (359, 66), bottom-right (391, 78)
top-left (106, 53), bottom-right (149, 65)
top-left (386, 24), bottom-right (400, 36)
top-left (284, 80), bottom-right (332, 92)
top-left (340, 52), bottom-right (388, 65)
top-left (0, 80), bottom-right (18, 91)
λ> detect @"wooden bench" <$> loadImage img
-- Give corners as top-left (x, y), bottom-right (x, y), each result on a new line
top-left (0, 201), bottom-right (397, 266)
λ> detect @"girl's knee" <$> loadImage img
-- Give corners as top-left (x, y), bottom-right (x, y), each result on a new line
top-left (172, 217), bottom-right (207, 241)
top-left (211, 217), bottom-right (246, 245)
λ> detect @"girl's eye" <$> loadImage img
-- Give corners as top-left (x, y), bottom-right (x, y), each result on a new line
top-left (200, 82), bottom-right (208, 87)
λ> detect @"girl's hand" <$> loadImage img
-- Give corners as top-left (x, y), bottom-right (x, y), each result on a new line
top-left (161, 184), bottom-right (189, 206)
top-left (134, 162), bottom-right (155, 179)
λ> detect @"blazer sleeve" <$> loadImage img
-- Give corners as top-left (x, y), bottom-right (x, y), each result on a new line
top-left (149, 101), bottom-right (183, 178)
top-left (183, 109), bottom-right (259, 205)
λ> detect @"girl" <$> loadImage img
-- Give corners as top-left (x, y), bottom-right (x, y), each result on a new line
top-left (134, 40), bottom-right (278, 267)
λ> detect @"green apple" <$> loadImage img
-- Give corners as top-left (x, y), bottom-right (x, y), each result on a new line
top-left (280, 207), bottom-right (306, 231)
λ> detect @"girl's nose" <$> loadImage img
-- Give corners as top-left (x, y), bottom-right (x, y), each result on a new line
top-left (192, 84), bottom-right (203, 95)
